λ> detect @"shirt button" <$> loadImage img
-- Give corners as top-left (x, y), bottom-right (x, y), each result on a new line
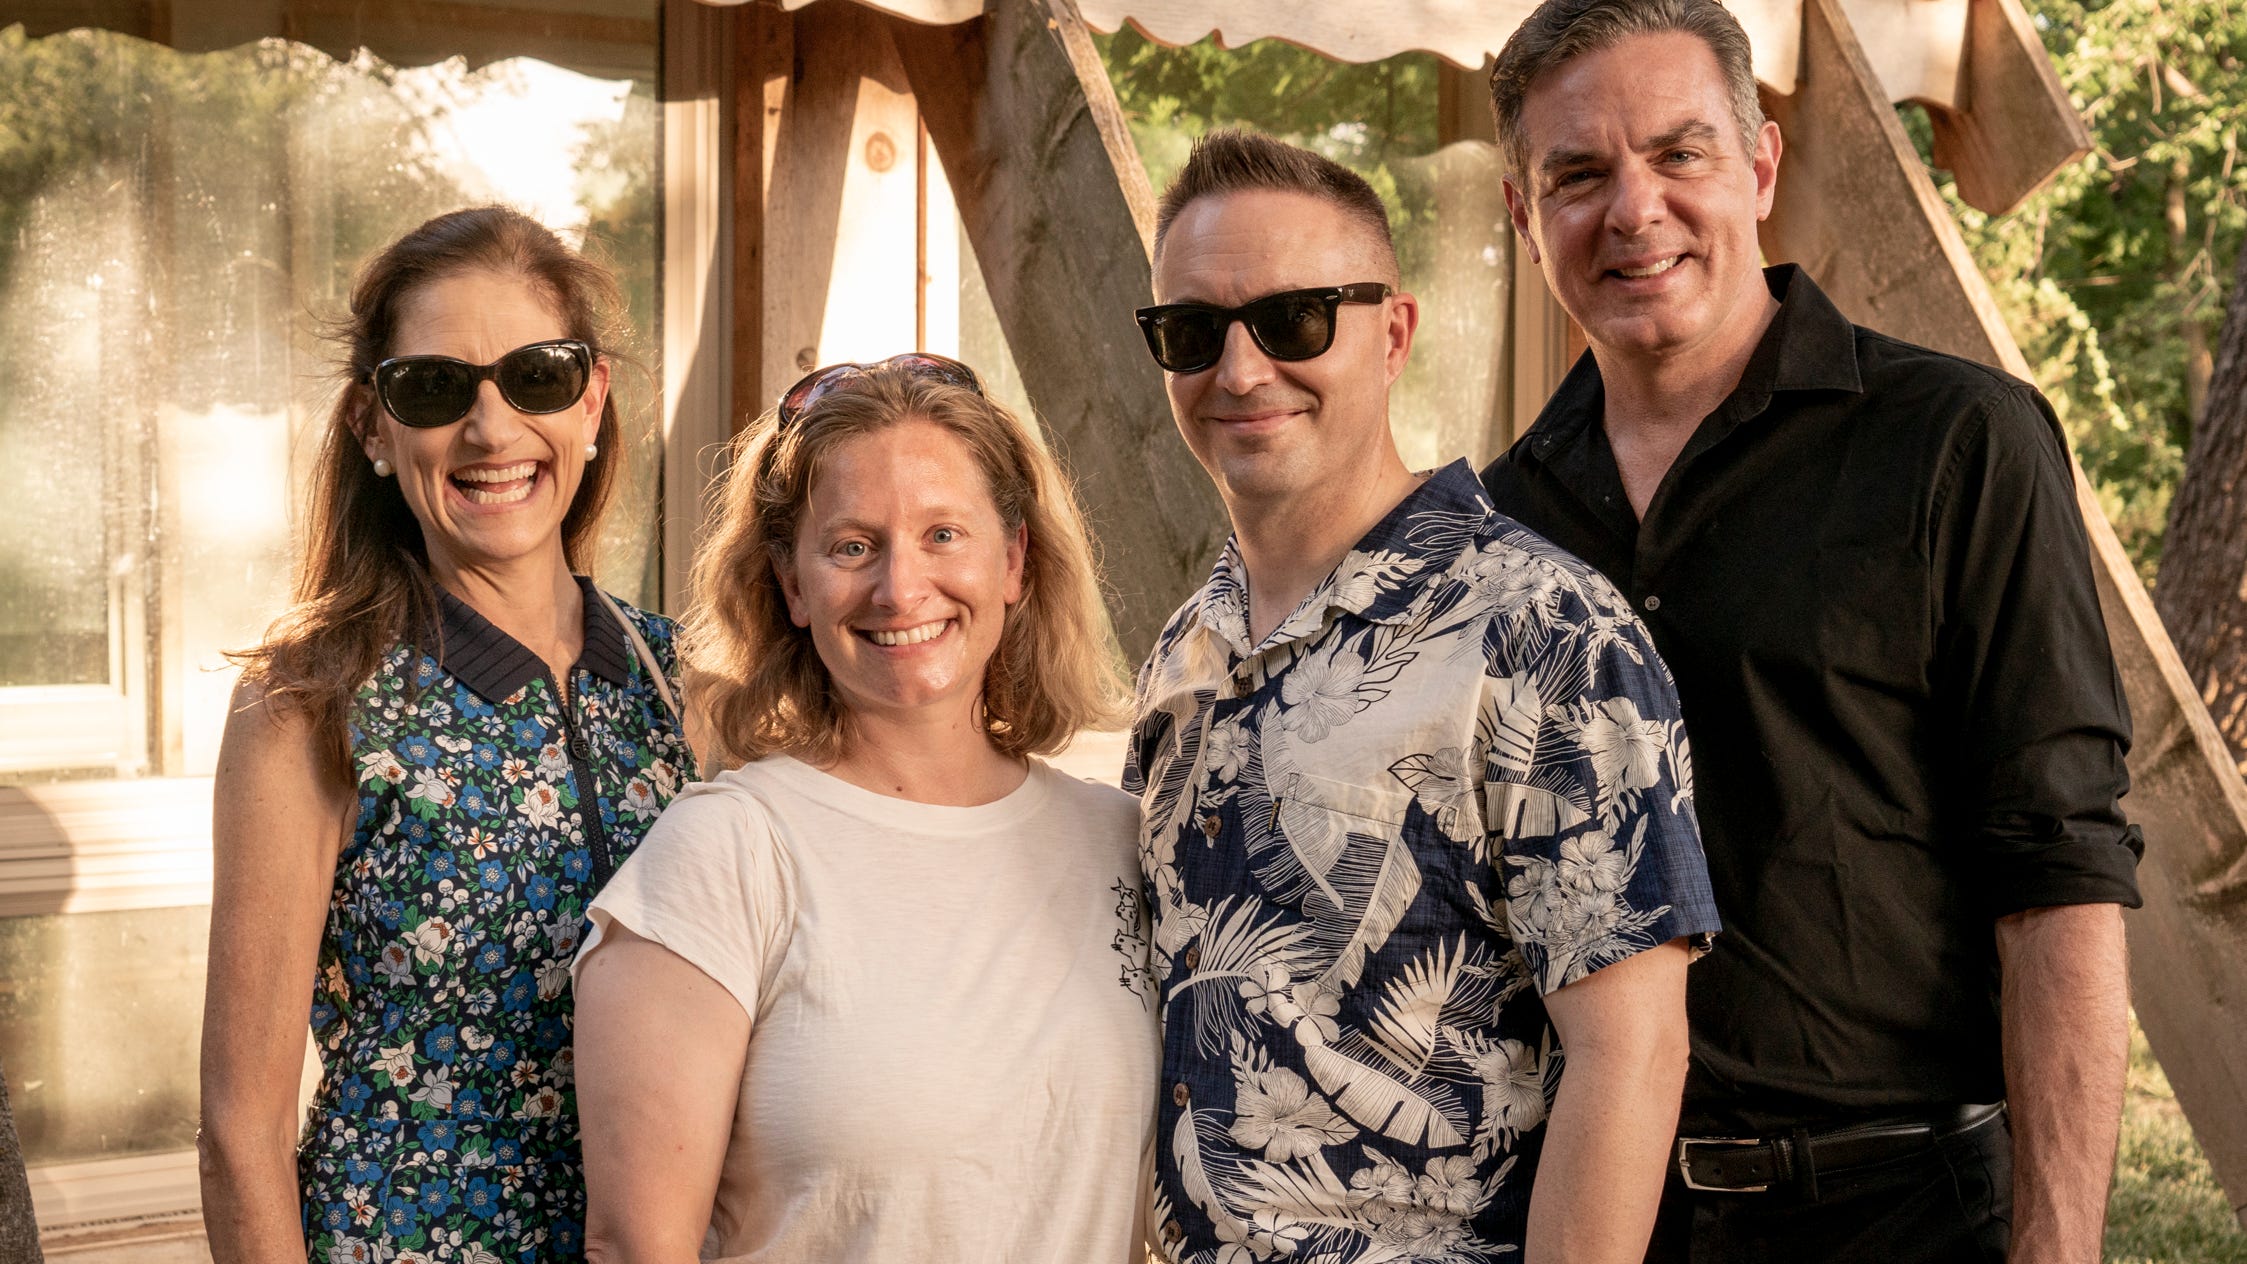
top-left (1172, 1082), bottom-right (1190, 1107)
top-left (1643, 595), bottom-right (1661, 612)
top-left (1201, 812), bottom-right (1222, 839)
top-left (1162, 1220), bottom-right (1184, 1246)
top-left (1184, 945), bottom-right (1202, 971)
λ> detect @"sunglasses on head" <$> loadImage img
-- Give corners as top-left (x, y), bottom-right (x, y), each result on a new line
top-left (360, 339), bottom-right (594, 429)
top-left (1134, 282), bottom-right (1393, 374)
top-left (777, 352), bottom-right (983, 428)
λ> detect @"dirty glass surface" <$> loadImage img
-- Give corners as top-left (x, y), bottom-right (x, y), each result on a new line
top-left (0, 906), bottom-right (211, 1165)
top-left (0, 18), bottom-right (658, 783)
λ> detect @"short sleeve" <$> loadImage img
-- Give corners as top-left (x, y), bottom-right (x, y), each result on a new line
top-left (1483, 562), bottom-right (1721, 995)
top-left (574, 778), bottom-right (795, 1021)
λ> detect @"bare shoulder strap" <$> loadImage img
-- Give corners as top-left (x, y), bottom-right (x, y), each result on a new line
top-left (593, 586), bottom-right (681, 725)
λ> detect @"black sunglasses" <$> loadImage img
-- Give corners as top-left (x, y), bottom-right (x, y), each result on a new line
top-left (778, 352), bottom-right (983, 428)
top-left (1134, 282), bottom-right (1392, 374)
top-left (360, 339), bottom-right (594, 429)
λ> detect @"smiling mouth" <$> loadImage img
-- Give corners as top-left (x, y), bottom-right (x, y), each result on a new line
top-left (859, 619), bottom-right (951, 647)
top-left (452, 461), bottom-right (539, 505)
top-left (1612, 255), bottom-right (1685, 279)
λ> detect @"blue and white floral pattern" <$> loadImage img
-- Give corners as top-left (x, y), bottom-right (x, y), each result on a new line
top-left (298, 583), bottom-right (693, 1264)
top-left (1128, 462), bottom-right (1720, 1262)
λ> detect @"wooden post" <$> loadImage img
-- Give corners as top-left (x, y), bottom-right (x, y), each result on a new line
top-left (732, 2), bottom-right (790, 436)
top-left (1760, 0), bottom-right (2247, 1225)
top-left (882, 0), bottom-right (1227, 662)
top-left (660, 0), bottom-right (735, 613)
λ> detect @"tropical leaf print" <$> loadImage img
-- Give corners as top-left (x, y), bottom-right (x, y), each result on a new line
top-left (1169, 897), bottom-right (1314, 1059)
top-left (1362, 935), bottom-right (1468, 1075)
top-left (1301, 1042), bottom-right (1469, 1149)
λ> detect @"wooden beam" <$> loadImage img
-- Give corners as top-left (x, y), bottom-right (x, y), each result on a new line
top-left (1925, 0), bottom-right (2091, 216)
top-left (660, 0), bottom-right (734, 613)
top-left (757, 2), bottom-right (882, 405)
top-left (731, 2), bottom-right (789, 435)
top-left (883, 0), bottom-right (1227, 663)
top-left (1760, 0), bottom-right (2247, 1227)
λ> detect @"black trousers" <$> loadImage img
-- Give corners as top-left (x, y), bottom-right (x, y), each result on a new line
top-left (1645, 1110), bottom-right (2012, 1264)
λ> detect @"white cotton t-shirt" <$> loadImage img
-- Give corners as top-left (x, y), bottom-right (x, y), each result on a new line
top-left (577, 754), bottom-right (1158, 1264)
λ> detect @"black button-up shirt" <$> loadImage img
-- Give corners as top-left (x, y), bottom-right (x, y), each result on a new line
top-left (1481, 266), bottom-right (2142, 1132)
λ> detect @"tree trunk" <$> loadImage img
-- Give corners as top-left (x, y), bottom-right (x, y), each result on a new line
top-left (2170, 153), bottom-right (2214, 425)
top-left (2156, 240), bottom-right (2247, 775)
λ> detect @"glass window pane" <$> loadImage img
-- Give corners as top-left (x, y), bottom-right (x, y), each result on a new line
top-left (0, 906), bottom-right (211, 1165)
top-left (0, 15), bottom-right (661, 782)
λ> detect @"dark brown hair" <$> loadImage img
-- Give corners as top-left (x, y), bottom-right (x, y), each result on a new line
top-left (232, 206), bottom-right (626, 778)
top-left (1489, 0), bottom-right (1764, 180)
top-left (687, 367), bottom-right (1126, 769)
top-left (1152, 127), bottom-right (1398, 279)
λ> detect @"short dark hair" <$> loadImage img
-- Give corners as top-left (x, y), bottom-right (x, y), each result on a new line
top-left (1152, 128), bottom-right (1397, 277)
top-left (1489, 0), bottom-right (1764, 181)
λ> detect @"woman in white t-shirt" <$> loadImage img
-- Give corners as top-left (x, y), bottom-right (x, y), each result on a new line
top-left (572, 355), bottom-right (1157, 1263)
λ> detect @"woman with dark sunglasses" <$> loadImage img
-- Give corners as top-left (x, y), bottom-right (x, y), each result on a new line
top-left (571, 358), bottom-right (1157, 1262)
top-left (199, 206), bottom-right (695, 1263)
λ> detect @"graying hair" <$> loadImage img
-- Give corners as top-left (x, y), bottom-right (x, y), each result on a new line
top-left (1489, 0), bottom-right (1764, 182)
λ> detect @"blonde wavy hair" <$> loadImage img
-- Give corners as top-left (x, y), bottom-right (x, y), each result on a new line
top-left (685, 367), bottom-right (1127, 768)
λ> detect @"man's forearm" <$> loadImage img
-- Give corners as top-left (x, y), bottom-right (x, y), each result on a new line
top-left (1525, 1046), bottom-right (1682, 1264)
top-left (1527, 942), bottom-right (1691, 1264)
top-left (1997, 902), bottom-right (2130, 1264)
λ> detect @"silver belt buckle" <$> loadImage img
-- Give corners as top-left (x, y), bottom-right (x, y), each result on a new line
top-left (1676, 1136), bottom-right (1770, 1192)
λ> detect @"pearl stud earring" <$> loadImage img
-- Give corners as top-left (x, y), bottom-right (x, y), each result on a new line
top-left (583, 442), bottom-right (600, 461)
top-left (372, 457), bottom-right (393, 477)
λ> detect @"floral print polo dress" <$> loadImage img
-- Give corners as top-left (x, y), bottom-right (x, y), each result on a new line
top-left (298, 578), bottom-right (695, 1264)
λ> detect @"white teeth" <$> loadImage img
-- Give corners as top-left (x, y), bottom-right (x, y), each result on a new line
top-left (454, 462), bottom-right (538, 506)
top-left (866, 620), bottom-right (949, 646)
top-left (456, 462), bottom-right (537, 484)
top-left (1618, 256), bottom-right (1683, 278)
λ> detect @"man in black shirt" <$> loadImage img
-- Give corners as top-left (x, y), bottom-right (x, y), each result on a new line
top-left (1478, 1), bottom-right (2143, 1261)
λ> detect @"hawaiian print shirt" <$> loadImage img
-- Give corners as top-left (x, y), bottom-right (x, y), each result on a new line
top-left (1127, 461), bottom-right (1720, 1263)
top-left (298, 578), bottom-right (694, 1264)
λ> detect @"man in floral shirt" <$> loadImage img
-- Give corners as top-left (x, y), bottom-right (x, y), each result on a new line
top-left (1125, 128), bottom-right (1722, 1263)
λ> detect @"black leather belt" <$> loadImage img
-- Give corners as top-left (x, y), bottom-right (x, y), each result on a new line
top-left (1675, 1102), bottom-right (2007, 1194)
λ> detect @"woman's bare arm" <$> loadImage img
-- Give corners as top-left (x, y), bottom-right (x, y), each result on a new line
top-left (576, 923), bottom-right (750, 1264)
top-left (198, 685), bottom-right (352, 1262)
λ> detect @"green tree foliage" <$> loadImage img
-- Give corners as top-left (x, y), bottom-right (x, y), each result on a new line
top-left (1916, 0), bottom-right (2246, 582)
top-left (1095, 27), bottom-right (1442, 276)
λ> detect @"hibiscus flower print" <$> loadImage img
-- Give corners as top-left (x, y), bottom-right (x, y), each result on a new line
top-left (1473, 1038), bottom-right (1546, 1137)
top-left (1278, 643), bottom-right (1372, 743)
top-left (1227, 1065), bottom-right (1359, 1162)
top-left (1202, 716), bottom-right (1252, 782)
top-left (1465, 540), bottom-right (1564, 622)
top-left (1576, 695), bottom-right (1665, 802)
